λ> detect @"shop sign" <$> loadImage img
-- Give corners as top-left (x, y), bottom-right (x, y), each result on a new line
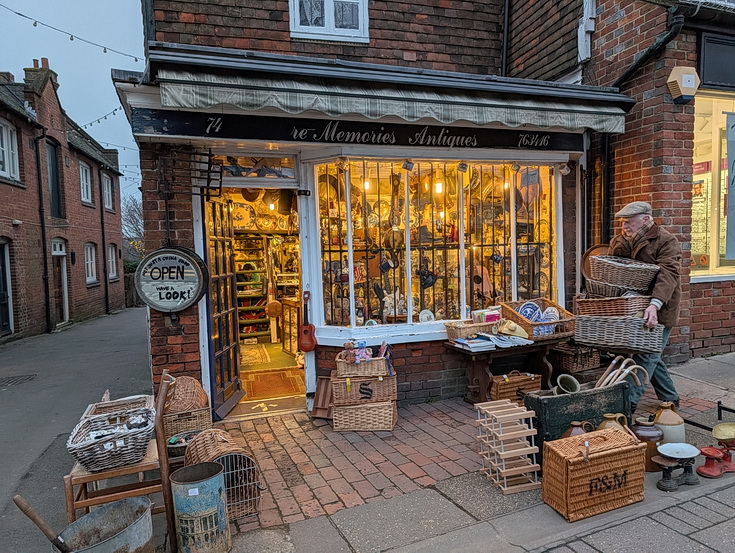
top-left (135, 247), bottom-right (208, 312)
top-left (132, 108), bottom-right (584, 151)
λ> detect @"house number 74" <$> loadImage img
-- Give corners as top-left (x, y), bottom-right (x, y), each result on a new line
top-left (205, 117), bottom-right (223, 134)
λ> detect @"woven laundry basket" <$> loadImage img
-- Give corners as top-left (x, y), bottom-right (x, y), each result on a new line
top-left (574, 316), bottom-right (664, 354)
top-left (589, 255), bottom-right (660, 290)
top-left (574, 295), bottom-right (651, 317)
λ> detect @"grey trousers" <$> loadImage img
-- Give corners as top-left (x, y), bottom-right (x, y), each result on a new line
top-left (629, 327), bottom-right (679, 405)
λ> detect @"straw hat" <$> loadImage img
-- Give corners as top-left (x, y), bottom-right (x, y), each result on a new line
top-left (498, 320), bottom-right (529, 339)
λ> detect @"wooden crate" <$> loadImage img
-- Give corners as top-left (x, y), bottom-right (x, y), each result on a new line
top-left (542, 428), bottom-right (646, 522)
top-left (332, 401), bottom-right (397, 432)
top-left (331, 375), bottom-right (397, 405)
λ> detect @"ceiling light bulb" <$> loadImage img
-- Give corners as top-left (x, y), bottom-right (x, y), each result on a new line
top-left (504, 182), bottom-right (509, 189)
top-left (440, 211), bottom-right (445, 219)
top-left (435, 182), bottom-right (443, 194)
top-left (364, 180), bottom-right (370, 190)
top-left (269, 203), bottom-right (275, 210)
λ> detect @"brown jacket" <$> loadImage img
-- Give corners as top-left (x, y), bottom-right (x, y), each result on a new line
top-left (609, 224), bottom-right (682, 327)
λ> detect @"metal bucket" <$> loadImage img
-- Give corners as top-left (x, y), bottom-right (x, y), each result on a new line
top-left (53, 497), bottom-right (154, 552)
top-left (170, 461), bottom-right (231, 553)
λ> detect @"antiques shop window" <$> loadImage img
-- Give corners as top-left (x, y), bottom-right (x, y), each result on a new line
top-left (692, 93), bottom-right (735, 276)
top-left (289, 0), bottom-right (369, 43)
top-left (316, 159), bottom-right (557, 328)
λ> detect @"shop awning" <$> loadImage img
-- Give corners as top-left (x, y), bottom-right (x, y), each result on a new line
top-left (157, 69), bottom-right (628, 134)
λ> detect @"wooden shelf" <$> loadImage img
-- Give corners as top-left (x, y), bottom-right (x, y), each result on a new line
top-left (239, 317), bottom-right (269, 325)
top-left (238, 306), bottom-right (266, 312)
top-left (239, 331), bottom-right (270, 338)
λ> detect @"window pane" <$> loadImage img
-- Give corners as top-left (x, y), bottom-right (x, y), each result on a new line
top-left (0, 126), bottom-right (6, 173)
top-left (334, 0), bottom-right (359, 30)
top-left (299, 0), bottom-right (324, 27)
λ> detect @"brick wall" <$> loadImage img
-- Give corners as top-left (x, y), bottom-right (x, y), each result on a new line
top-left (507, 0), bottom-right (580, 80)
top-left (585, 2), bottom-right (695, 363)
top-left (152, 0), bottom-right (503, 74)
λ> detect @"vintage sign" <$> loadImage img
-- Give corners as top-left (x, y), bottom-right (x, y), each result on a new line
top-left (131, 108), bottom-right (585, 151)
top-left (135, 247), bottom-right (208, 312)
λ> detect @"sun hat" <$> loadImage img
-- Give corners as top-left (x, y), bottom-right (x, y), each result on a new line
top-left (498, 320), bottom-right (529, 339)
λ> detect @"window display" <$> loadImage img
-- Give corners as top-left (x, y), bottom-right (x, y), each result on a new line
top-left (316, 159), bottom-right (556, 327)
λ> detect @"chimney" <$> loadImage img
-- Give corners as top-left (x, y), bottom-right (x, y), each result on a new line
top-left (33, 59), bottom-right (39, 68)
top-left (0, 72), bottom-right (14, 84)
top-left (41, 58), bottom-right (49, 69)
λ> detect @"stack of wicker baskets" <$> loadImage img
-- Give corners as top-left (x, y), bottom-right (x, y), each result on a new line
top-left (331, 353), bottom-right (397, 432)
top-left (162, 374), bottom-right (213, 443)
top-left (575, 255), bottom-right (664, 353)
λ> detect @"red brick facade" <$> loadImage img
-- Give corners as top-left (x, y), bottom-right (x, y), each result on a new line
top-left (0, 60), bottom-right (124, 341)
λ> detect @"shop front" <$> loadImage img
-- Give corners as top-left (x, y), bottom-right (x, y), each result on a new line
top-left (115, 47), bottom-right (633, 420)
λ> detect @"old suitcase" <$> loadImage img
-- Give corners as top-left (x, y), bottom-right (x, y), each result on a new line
top-left (542, 427), bottom-right (646, 522)
top-left (523, 381), bottom-right (631, 467)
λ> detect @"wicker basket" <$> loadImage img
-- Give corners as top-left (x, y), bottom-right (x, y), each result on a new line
top-left (489, 371), bottom-right (542, 405)
top-left (548, 344), bottom-right (602, 374)
top-left (335, 354), bottom-right (389, 377)
top-left (67, 408), bottom-right (156, 472)
top-left (166, 429), bottom-right (204, 458)
top-left (185, 429), bottom-right (264, 520)
top-left (574, 295), bottom-right (651, 317)
top-left (585, 278), bottom-right (648, 298)
top-left (82, 394), bottom-right (154, 418)
top-left (542, 427), bottom-right (646, 522)
top-left (163, 406), bottom-right (212, 442)
top-left (500, 298), bottom-right (575, 341)
top-left (589, 255), bottom-right (660, 290)
top-left (331, 375), bottom-right (397, 406)
top-left (444, 320), bottom-right (497, 340)
top-left (164, 375), bottom-right (209, 413)
top-left (574, 315), bottom-right (665, 354)
top-left (332, 401), bottom-right (398, 431)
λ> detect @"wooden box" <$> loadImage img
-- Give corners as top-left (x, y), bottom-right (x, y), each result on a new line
top-left (542, 428), bottom-right (646, 522)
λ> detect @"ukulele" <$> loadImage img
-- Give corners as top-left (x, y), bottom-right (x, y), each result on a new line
top-left (298, 291), bottom-right (317, 353)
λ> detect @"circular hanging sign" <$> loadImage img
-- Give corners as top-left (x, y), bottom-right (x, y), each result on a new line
top-left (135, 247), bottom-right (208, 313)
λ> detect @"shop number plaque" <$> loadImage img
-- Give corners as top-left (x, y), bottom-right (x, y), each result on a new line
top-left (135, 247), bottom-right (208, 312)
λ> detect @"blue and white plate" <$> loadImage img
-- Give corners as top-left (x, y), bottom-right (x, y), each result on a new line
top-left (517, 301), bottom-right (541, 322)
top-left (542, 306), bottom-right (560, 321)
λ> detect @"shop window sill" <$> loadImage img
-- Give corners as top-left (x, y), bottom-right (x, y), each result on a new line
top-left (690, 274), bottom-right (735, 284)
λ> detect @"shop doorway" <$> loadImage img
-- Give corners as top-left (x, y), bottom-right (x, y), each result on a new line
top-left (218, 187), bottom-right (304, 419)
top-left (51, 239), bottom-right (69, 326)
top-left (0, 241), bottom-right (11, 335)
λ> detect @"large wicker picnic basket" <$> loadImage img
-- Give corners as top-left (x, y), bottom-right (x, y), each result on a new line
top-left (542, 427), bottom-right (646, 522)
top-left (548, 343), bottom-right (601, 374)
top-left (574, 315), bottom-right (665, 354)
top-left (334, 353), bottom-right (389, 377)
top-left (332, 401), bottom-right (398, 431)
top-left (489, 371), bottom-right (542, 405)
top-left (163, 373), bottom-right (212, 441)
top-left (574, 295), bottom-right (651, 317)
top-left (331, 374), bottom-right (397, 406)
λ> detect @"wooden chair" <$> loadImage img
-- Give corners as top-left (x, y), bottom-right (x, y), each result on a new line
top-left (63, 370), bottom-right (177, 552)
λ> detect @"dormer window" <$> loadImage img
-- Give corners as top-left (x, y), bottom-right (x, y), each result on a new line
top-left (289, 0), bottom-right (369, 43)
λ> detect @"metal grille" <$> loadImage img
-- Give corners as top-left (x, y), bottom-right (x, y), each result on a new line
top-left (216, 452), bottom-right (264, 520)
top-left (157, 148), bottom-right (223, 198)
top-left (0, 374), bottom-right (36, 388)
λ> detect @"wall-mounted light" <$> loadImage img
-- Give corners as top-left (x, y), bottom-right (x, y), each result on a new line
top-left (511, 163), bottom-right (521, 172)
top-left (435, 181), bottom-right (443, 194)
top-left (402, 159), bottom-right (414, 171)
top-left (269, 203), bottom-right (275, 210)
top-left (439, 211), bottom-right (445, 219)
top-left (558, 163), bottom-right (572, 176)
top-left (364, 180), bottom-right (370, 190)
top-left (667, 66), bottom-right (700, 105)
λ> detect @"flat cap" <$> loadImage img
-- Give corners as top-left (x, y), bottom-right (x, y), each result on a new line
top-left (615, 201), bottom-right (652, 218)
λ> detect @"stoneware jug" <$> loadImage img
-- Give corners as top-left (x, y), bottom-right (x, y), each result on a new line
top-left (562, 420), bottom-right (594, 439)
top-left (597, 413), bottom-right (629, 433)
top-left (653, 401), bottom-right (686, 444)
top-left (630, 417), bottom-right (665, 472)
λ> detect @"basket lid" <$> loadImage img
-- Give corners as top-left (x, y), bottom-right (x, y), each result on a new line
top-left (581, 244), bottom-right (610, 281)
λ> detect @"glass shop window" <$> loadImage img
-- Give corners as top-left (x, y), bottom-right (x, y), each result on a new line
top-left (316, 159), bottom-right (556, 327)
top-left (691, 94), bottom-right (735, 276)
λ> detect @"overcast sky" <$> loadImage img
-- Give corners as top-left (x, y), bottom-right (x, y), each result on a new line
top-left (0, 0), bottom-right (145, 198)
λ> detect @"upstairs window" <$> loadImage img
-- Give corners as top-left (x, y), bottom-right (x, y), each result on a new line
top-left (80, 162), bottom-right (92, 203)
top-left (0, 119), bottom-right (19, 180)
top-left (102, 174), bottom-right (114, 210)
top-left (107, 244), bottom-right (118, 279)
top-left (84, 242), bottom-right (97, 283)
top-left (290, 0), bottom-right (369, 43)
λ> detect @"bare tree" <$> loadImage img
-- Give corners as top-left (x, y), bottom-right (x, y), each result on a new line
top-left (121, 194), bottom-right (145, 259)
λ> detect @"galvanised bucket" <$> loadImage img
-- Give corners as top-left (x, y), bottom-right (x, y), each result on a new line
top-left (170, 462), bottom-right (231, 552)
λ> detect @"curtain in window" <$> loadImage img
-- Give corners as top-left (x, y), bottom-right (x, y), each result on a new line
top-left (300, 0), bottom-right (325, 27)
top-left (334, 0), bottom-right (359, 30)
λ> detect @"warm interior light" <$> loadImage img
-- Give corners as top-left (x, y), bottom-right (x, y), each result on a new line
top-left (269, 203), bottom-right (275, 210)
top-left (364, 180), bottom-right (370, 190)
top-left (439, 211), bottom-right (445, 219)
top-left (504, 182), bottom-right (510, 189)
top-left (435, 182), bottom-right (443, 194)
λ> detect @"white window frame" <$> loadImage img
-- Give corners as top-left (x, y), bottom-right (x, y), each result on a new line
top-left (84, 243), bottom-right (97, 283)
top-left (289, 0), bottom-right (369, 43)
top-left (107, 244), bottom-right (117, 279)
top-left (0, 118), bottom-right (19, 180)
top-left (80, 162), bottom-right (92, 203)
top-left (102, 174), bottom-right (114, 210)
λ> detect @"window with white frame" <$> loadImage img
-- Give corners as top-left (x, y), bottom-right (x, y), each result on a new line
top-left (0, 118), bottom-right (20, 180)
top-left (84, 243), bottom-right (97, 283)
top-left (102, 174), bottom-right (114, 210)
top-left (80, 162), bottom-right (92, 203)
top-left (107, 244), bottom-right (117, 279)
top-left (289, 0), bottom-right (369, 43)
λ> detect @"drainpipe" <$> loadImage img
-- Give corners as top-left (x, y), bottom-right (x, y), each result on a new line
top-left (97, 167), bottom-right (110, 314)
top-left (602, 12), bottom-right (685, 240)
top-left (34, 127), bottom-right (53, 333)
top-left (500, 0), bottom-right (511, 77)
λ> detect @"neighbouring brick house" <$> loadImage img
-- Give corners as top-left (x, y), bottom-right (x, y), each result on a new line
top-left (503, 0), bottom-right (735, 362)
top-left (116, 0), bottom-right (639, 420)
top-left (0, 58), bottom-right (124, 341)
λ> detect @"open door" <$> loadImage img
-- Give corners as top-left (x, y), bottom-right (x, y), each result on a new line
top-left (206, 198), bottom-right (245, 418)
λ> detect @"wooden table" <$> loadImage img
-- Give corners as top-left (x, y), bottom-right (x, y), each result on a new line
top-left (445, 338), bottom-right (566, 403)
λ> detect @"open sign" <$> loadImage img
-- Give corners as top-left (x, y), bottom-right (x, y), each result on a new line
top-left (135, 248), bottom-right (208, 312)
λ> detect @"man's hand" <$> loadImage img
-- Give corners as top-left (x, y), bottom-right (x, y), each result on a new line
top-left (643, 304), bottom-right (658, 328)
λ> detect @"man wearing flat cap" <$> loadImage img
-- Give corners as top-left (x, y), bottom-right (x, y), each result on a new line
top-left (609, 200), bottom-right (681, 413)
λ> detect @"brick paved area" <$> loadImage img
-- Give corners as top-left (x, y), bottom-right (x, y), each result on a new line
top-left (219, 398), bottom-right (482, 533)
top-left (637, 387), bottom-right (717, 418)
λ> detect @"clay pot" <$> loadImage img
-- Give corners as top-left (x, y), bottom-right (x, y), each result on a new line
top-left (597, 413), bottom-right (629, 433)
top-left (556, 374), bottom-right (581, 394)
top-left (561, 420), bottom-right (594, 439)
top-left (630, 417), bottom-right (665, 472)
top-left (653, 401), bottom-right (686, 444)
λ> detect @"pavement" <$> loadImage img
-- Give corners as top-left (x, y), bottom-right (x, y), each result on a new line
top-left (2, 308), bottom-right (735, 552)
